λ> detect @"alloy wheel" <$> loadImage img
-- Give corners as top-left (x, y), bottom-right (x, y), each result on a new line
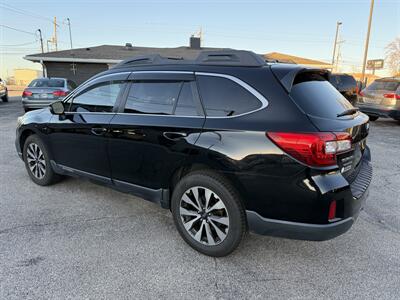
top-left (26, 143), bottom-right (46, 179)
top-left (179, 186), bottom-right (229, 246)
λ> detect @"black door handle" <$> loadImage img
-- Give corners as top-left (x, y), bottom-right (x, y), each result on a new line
top-left (91, 127), bottom-right (107, 136)
top-left (163, 132), bottom-right (188, 140)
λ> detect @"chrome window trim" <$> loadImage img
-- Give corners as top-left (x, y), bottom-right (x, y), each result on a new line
top-left (195, 72), bottom-right (269, 118)
top-left (129, 71), bottom-right (194, 75)
top-left (64, 70), bottom-right (269, 119)
top-left (65, 111), bottom-right (204, 118)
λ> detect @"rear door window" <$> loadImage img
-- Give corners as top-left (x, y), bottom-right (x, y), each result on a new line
top-left (196, 75), bottom-right (262, 116)
top-left (290, 73), bottom-right (353, 119)
top-left (173, 82), bottom-right (198, 116)
top-left (125, 81), bottom-right (182, 115)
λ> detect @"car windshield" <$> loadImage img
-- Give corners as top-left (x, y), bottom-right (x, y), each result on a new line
top-left (290, 73), bottom-right (354, 119)
top-left (29, 79), bottom-right (65, 88)
top-left (367, 80), bottom-right (400, 91)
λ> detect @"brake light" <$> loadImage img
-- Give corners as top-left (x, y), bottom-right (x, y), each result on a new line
top-left (383, 93), bottom-right (400, 100)
top-left (328, 200), bottom-right (337, 221)
top-left (22, 90), bottom-right (32, 97)
top-left (53, 90), bottom-right (67, 97)
top-left (266, 132), bottom-right (352, 167)
top-left (358, 90), bottom-right (365, 97)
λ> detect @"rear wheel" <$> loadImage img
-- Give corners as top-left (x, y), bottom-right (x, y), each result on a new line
top-left (368, 115), bottom-right (379, 121)
top-left (23, 135), bottom-right (61, 185)
top-left (1, 93), bottom-right (8, 102)
top-left (171, 170), bottom-right (246, 257)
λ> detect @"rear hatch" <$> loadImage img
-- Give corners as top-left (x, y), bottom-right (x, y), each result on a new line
top-left (271, 65), bottom-right (369, 180)
top-left (359, 79), bottom-right (400, 108)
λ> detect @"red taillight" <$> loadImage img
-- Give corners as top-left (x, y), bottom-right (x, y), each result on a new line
top-left (358, 90), bottom-right (365, 96)
top-left (53, 90), bottom-right (67, 97)
top-left (383, 93), bottom-right (400, 100)
top-left (22, 90), bottom-right (32, 97)
top-left (266, 132), bottom-right (352, 167)
top-left (328, 200), bottom-right (337, 221)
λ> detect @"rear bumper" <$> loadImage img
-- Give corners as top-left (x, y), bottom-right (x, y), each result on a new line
top-left (247, 148), bottom-right (372, 241)
top-left (0, 89), bottom-right (7, 97)
top-left (246, 210), bottom-right (356, 241)
top-left (22, 99), bottom-right (57, 109)
top-left (356, 104), bottom-right (400, 120)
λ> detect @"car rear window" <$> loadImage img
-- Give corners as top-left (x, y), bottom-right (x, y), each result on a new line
top-left (367, 80), bottom-right (399, 91)
top-left (290, 73), bottom-right (353, 119)
top-left (29, 79), bottom-right (65, 88)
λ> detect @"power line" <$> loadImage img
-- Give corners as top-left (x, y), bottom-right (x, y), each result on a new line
top-left (0, 3), bottom-right (54, 23)
top-left (0, 41), bottom-right (37, 47)
top-left (0, 24), bottom-right (37, 36)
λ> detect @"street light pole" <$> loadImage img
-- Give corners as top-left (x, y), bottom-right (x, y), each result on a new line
top-left (360, 0), bottom-right (375, 86)
top-left (37, 29), bottom-right (45, 77)
top-left (331, 21), bottom-right (342, 72)
top-left (37, 29), bottom-right (44, 53)
top-left (66, 18), bottom-right (73, 50)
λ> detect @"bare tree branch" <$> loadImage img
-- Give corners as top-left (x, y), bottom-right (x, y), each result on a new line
top-left (385, 37), bottom-right (400, 76)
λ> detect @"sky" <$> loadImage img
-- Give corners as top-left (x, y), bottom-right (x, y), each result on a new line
top-left (0, 0), bottom-right (399, 78)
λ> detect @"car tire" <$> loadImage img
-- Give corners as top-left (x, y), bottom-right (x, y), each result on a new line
top-left (171, 170), bottom-right (246, 257)
top-left (368, 115), bottom-right (379, 121)
top-left (1, 94), bottom-right (8, 102)
top-left (23, 134), bottom-right (61, 186)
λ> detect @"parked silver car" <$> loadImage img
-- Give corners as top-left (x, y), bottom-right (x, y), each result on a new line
top-left (0, 78), bottom-right (8, 102)
top-left (356, 77), bottom-right (400, 121)
top-left (22, 78), bottom-right (77, 112)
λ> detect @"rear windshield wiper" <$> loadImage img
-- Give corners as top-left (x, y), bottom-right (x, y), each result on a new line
top-left (337, 108), bottom-right (359, 117)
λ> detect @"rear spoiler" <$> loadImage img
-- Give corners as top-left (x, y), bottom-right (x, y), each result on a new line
top-left (270, 64), bottom-right (330, 93)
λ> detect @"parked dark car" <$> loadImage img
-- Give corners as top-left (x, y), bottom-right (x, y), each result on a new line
top-left (22, 77), bottom-right (77, 112)
top-left (356, 77), bottom-right (400, 121)
top-left (329, 73), bottom-right (358, 104)
top-left (15, 51), bottom-right (372, 256)
top-left (0, 78), bottom-right (8, 102)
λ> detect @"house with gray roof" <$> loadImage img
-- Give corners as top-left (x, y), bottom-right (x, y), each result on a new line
top-left (24, 37), bottom-right (222, 84)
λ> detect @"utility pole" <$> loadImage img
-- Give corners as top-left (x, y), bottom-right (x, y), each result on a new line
top-left (360, 0), bottom-right (375, 86)
top-left (66, 18), bottom-right (73, 49)
top-left (331, 21), bottom-right (342, 72)
top-left (54, 16), bottom-right (58, 51)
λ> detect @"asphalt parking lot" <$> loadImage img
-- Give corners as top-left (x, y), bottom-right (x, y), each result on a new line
top-left (1, 96), bottom-right (399, 299)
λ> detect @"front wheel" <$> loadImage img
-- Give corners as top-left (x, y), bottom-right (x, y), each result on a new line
top-left (23, 134), bottom-right (61, 185)
top-left (1, 94), bottom-right (8, 102)
top-left (171, 170), bottom-right (246, 257)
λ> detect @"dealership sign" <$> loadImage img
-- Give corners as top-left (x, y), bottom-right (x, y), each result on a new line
top-left (367, 59), bottom-right (384, 70)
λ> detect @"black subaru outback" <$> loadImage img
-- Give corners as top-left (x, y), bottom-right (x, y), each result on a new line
top-left (15, 51), bottom-right (372, 257)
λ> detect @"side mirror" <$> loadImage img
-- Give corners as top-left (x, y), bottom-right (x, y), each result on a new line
top-left (50, 101), bottom-right (65, 115)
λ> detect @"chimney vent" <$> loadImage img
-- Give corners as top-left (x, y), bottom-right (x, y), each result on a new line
top-left (189, 36), bottom-right (201, 49)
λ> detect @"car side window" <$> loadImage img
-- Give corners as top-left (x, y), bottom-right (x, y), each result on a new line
top-left (196, 75), bottom-right (262, 116)
top-left (70, 81), bottom-right (124, 113)
top-left (173, 82), bottom-right (198, 116)
top-left (125, 81), bottom-right (182, 115)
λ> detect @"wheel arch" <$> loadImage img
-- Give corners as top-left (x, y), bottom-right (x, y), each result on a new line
top-left (19, 128), bottom-right (37, 153)
top-left (168, 161), bottom-right (249, 211)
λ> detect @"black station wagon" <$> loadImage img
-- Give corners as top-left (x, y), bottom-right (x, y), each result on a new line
top-left (16, 51), bottom-right (372, 256)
